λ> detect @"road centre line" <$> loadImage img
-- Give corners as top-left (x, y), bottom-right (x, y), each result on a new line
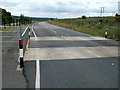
top-left (48, 27), bottom-right (66, 38)
top-left (32, 25), bottom-right (40, 89)
top-left (49, 28), bottom-right (57, 33)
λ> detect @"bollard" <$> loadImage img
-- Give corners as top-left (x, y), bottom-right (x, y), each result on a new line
top-left (105, 28), bottom-right (107, 38)
top-left (19, 39), bottom-right (24, 68)
top-left (28, 27), bottom-right (30, 39)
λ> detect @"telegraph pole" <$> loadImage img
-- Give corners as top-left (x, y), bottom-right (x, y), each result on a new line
top-left (100, 7), bottom-right (105, 17)
top-left (118, 1), bottom-right (120, 15)
top-left (103, 7), bottom-right (105, 17)
top-left (100, 7), bottom-right (102, 17)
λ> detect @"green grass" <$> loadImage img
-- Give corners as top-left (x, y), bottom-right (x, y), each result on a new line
top-left (0, 27), bottom-right (16, 31)
top-left (20, 21), bottom-right (40, 27)
top-left (0, 23), bottom-right (32, 31)
top-left (47, 17), bottom-right (119, 40)
top-left (6, 37), bottom-right (13, 40)
top-left (20, 23), bottom-right (32, 27)
top-left (0, 21), bottom-right (36, 31)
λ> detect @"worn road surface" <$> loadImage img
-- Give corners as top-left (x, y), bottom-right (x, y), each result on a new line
top-left (23, 22), bottom-right (119, 88)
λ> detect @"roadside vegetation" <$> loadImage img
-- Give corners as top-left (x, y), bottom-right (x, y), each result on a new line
top-left (47, 16), bottom-right (120, 40)
top-left (0, 8), bottom-right (32, 31)
top-left (0, 27), bottom-right (16, 31)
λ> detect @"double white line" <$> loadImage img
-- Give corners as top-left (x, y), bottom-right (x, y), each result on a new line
top-left (32, 25), bottom-right (40, 89)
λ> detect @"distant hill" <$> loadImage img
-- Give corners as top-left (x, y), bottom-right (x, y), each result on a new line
top-left (31, 17), bottom-right (55, 21)
top-left (12, 16), bottom-right (55, 21)
top-left (12, 16), bottom-right (19, 19)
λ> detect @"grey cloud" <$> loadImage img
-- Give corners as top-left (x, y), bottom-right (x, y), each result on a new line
top-left (56, 2), bottom-right (67, 6)
top-left (27, 1), bottom-right (117, 16)
top-left (28, 3), bottom-right (97, 15)
top-left (1, 0), bottom-right (117, 18)
top-left (1, 1), bottom-right (19, 7)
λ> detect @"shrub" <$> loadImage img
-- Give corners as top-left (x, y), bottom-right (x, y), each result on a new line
top-left (99, 19), bottom-right (103, 22)
top-left (82, 16), bottom-right (86, 19)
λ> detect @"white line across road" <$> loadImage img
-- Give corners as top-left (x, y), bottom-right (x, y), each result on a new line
top-left (29, 36), bottom-right (108, 41)
top-left (24, 47), bottom-right (118, 61)
top-left (32, 25), bottom-right (40, 89)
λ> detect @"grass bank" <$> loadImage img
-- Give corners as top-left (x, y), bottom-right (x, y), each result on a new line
top-left (47, 17), bottom-right (119, 40)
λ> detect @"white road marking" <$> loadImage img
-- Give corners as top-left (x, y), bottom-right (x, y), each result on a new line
top-left (86, 48), bottom-right (100, 57)
top-left (21, 26), bottom-right (29, 36)
top-left (25, 25), bottom-right (118, 88)
top-left (32, 26), bottom-right (37, 38)
top-left (112, 63), bottom-right (114, 66)
top-left (32, 25), bottom-right (40, 89)
top-left (35, 60), bottom-right (40, 89)
top-left (29, 37), bottom-right (110, 41)
top-left (24, 47), bottom-right (118, 61)
top-left (61, 35), bottom-right (64, 37)
top-left (49, 28), bottom-right (57, 33)
top-left (17, 26), bottom-right (29, 63)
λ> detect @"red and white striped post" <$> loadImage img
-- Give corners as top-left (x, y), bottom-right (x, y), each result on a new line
top-left (28, 27), bottom-right (30, 39)
top-left (19, 39), bottom-right (24, 68)
top-left (105, 28), bottom-right (107, 38)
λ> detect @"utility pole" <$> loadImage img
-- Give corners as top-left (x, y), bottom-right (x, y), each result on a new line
top-left (100, 7), bottom-right (102, 17)
top-left (103, 7), bottom-right (105, 17)
top-left (118, 1), bottom-right (120, 15)
top-left (112, 11), bottom-right (115, 16)
top-left (100, 7), bottom-right (105, 17)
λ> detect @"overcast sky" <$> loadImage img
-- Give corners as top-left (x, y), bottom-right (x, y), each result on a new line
top-left (0, 0), bottom-right (119, 18)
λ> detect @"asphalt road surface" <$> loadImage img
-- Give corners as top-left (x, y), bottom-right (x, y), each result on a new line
top-left (2, 27), bottom-right (26, 88)
top-left (24, 22), bottom-right (119, 88)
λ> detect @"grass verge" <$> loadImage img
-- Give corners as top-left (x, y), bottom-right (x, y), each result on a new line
top-left (47, 17), bottom-right (119, 40)
top-left (0, 27), bottom-right (16, 31)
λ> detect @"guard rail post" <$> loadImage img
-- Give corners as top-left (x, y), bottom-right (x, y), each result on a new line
top-left (19, 26), bottom-right (24, 68)
top-left (19, 39), bottom-right (24, 68)
top-left (28, 27), bottom-right (30, 39)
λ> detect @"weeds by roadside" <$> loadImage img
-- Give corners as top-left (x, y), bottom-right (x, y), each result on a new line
top-left (0, 27), bottom-right (16, 31)
top-left (47, 17), bottom-right (119, 40)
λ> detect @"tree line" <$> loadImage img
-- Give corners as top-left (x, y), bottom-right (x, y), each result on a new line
top-left (0, 8), bottom-right (32, 27)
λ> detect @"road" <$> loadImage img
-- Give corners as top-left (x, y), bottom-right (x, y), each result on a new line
top-left (23, 22), bottom-right (119, 88)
